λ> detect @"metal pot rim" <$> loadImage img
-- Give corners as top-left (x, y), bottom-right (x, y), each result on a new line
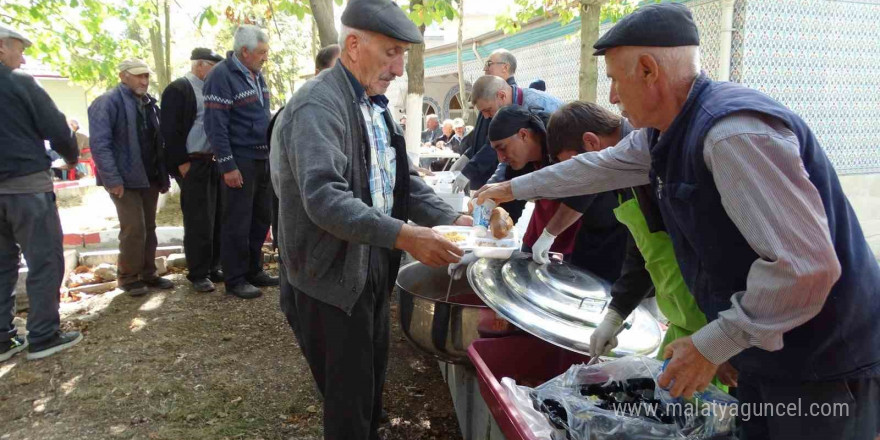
top-left (397, 261), bottom-right (490, 308)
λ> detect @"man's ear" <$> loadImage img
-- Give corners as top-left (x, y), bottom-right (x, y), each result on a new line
top-left (638, 53), bottom-right (660, 86)
top-left (581, 132), bottom-right (602, 152)
top-left (345, 34), bottom-right (360, 63)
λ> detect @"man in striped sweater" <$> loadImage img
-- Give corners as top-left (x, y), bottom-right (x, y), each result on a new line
top-left (204, 25), bottom-right (277, 299)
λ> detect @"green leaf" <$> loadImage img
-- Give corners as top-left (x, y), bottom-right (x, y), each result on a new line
top-left (206, 8), bottom-right (218, 26)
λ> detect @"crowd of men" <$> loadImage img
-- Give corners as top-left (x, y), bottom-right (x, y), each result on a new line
top-left (2, 0), bottom-right (879, 439)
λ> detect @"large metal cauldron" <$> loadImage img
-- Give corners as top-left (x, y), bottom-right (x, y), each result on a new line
top-left (396, 261), bottom-right (518, 364)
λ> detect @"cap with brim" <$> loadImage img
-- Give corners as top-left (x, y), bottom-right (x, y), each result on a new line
top-left (118, 59), bottom-right (153, 75)
top-left (341, 0), bottom-right (423, 45)
top-left (593, 3), bottom-right (699, 56)
top-left (0, 24), bottom-right (33, 49)
top-left (191, 48), bottom-right (223, 63)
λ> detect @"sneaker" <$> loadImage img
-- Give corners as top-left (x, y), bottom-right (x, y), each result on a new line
top-left (0, 336), bottom-right (28, 362)
top-left (209, 270), bottom-right (225, 283)
top-left (27, 331), bottom-right (83, 360)
top-left (192, 278), bottom-right (215, 292)
top-left (226, 282), bottom-right (262, 299)
top-left (247, 271), bottom-right (279, 287)
top-left (121, 281), bottom-right (150, 297)
top-left (144, 277), bottom-right (174, 290)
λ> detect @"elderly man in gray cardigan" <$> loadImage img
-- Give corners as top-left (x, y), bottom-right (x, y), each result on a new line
top-left (269, 1), bottom-right (471, 438)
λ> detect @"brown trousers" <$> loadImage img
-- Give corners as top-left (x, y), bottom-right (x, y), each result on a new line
top-left (109, 183), bottom-right (160, 287)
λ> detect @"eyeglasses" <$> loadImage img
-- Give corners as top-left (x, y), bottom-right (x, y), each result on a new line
top-left (484, 60), bottom-right (508, 69)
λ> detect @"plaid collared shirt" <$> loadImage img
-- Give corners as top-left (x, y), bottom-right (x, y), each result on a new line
top-left (357, 96), bottom-right (396, 215)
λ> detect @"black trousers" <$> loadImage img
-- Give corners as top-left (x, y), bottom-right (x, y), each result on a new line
top-left (0, 192), bottom-right (64, 345)
top-left (178, 158), bottom-right (222, 281)
top-left (282, 249), bottom-right (391, 440)
top-left (220, 157), bottom-right (272, 286)
top-left (737, 372), bottom-right (880, 440)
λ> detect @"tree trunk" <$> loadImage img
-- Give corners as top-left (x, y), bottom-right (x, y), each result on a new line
top-left (578, 1), bottom-right (604, 102)
top-left (404, 8), bottom-right (427, 165)
top-left (456, 0), bottom-right (468, 124)
top-left (148, 0), bottom-right (171, 91)
top-left (309, 0), bottom-right (338, 48)
top-left (163, 0), bottom-right (171, 87)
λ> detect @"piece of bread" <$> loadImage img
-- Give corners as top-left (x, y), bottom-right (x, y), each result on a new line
top-left (489, 207), bottom-right (514, 239)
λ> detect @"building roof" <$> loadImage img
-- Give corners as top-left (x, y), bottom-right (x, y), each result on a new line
top-left (19, 61), bottom-right (66, 79)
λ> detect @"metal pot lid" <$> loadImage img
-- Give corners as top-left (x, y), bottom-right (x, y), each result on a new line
top-left (468, 254), bottom-right (662, 357)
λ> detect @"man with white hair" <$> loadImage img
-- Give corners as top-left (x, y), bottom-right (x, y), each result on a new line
top-left (204, 25), bottom-right (277, 299)
top-left (475, 4), bottom-right (880, 438)
top-left (0, 24), bottom-right (83, 361)
top-left (161, 48), bottom-right (224, 293)
top-left (269, 0), bottom-right (472, 437)
top-left (420, 113), bottom-right (442, 144)
top-left (89, 59), bottom-right (173, 298)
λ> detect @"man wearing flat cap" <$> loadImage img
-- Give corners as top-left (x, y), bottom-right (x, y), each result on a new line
top-left (89, 59), bottom-right (173, 298)
top-left (475, 3), bottom-right (880, 438)
top-left (0, 24), bottom-right (84, 361)
top-left (269, 0), bottom-right (472, 437)
top-left (161, 48), bottom-right (224, 293)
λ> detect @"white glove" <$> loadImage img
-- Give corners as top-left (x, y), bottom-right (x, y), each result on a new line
top-left (452, 173), bottom-right (470, 194)
top-left (449, 155), bottom-right (470, 172)
top-left (590, 309), bottom-right (625, 359)
top-left (532, 229), bottom-right (556, 265)
top-left (448, 252), bottom-right (479, 280)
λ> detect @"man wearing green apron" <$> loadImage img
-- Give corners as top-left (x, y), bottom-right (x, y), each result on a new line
top-left (546, 101), bottom-right (737, 388)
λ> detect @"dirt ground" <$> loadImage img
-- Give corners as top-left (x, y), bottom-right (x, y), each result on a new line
top-left (0, 268), bottom-right (463, 440)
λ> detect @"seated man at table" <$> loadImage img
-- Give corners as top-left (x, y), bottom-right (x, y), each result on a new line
top-left (489, 105), bottom-right (627, 282)
top-left (430, 119), bottom-right (457, 171)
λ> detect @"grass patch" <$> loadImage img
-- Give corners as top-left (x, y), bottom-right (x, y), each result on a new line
top-left (156, 191), bottom-right (183, 226)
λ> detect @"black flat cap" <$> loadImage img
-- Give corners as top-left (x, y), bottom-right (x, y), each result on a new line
top-left (191, 48), bottom-right (223, 63)
top-left (341, 0), bottom-right (423, 44)
top-left (593, 3), bottom-right (699, 56)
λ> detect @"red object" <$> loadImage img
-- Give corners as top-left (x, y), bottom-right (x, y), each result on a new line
top-left (79, 148), bottom-right (96, 176)
top-left (63, 234), bottom-right (83, 246)
top-left (82, 233), bottom-right (101, 245)
top-left (522, 199), bottom-right (582, 255)
top-left (467, 335), bottom-right (591, 440)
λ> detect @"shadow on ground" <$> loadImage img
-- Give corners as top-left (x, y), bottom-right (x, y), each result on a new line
top-left (0, 270), bottom-right (462, 440)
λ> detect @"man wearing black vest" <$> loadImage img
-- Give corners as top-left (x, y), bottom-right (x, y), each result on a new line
top-left (161, 48), bottom-right (224, 292)
top-left (475, 4), bottom-right (880, 439)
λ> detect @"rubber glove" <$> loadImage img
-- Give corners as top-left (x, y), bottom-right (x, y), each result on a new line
top-left (452, 173), bottom-right (470, 194)
top-left (589, 309), bottom-right (625, 359)
top-left (449, 155), bottom-right (469, 172)
top-left (532, 229), bottom-right (557, 265)
top-left (448, 252), bottom-right (479, 280)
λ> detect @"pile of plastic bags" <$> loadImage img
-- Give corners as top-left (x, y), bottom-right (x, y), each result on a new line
top-left (506, 356), bottom-right (738, 440)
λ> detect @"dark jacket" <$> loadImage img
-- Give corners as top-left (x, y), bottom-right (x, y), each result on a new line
top-left (269, 62), bottom-right (460, 314)
top-left (0, 64), bottom-right (77, 182)
top-left (421, 127), bottom-right (442, 144)
top-left (160, 76), bottom-right (197, 178)
top-left (88, 85), bottom-right (169, 189)
top-left (652, 73), bottom-right (880, 380)
top-left (203, 51), bottom-right (271, 173)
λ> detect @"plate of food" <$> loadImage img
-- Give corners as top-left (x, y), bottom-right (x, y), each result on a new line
top-left (433, 207), bottom-right (519, 259)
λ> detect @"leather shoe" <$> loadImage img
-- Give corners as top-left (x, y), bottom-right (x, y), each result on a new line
top-left (121, 282), bottom-right (149, 297)
top-left (192, 278), bottom-right (215, 292)
top-left (247, 271), bottom-right (279, 287)
top-left (226, 282), bottom-right (262, 299)
top-left (144, 277), bottom-right (174, 290)
top-left (209, 270), bottom-right (225, 283)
